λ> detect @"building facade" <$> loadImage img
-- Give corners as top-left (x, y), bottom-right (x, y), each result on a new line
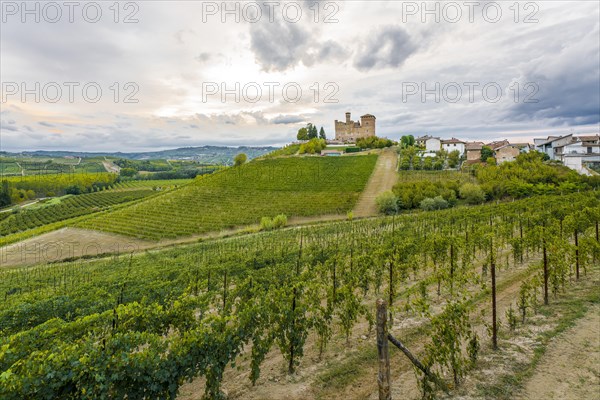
top-left (495, 144), bottom-right (521, 163)
top-left (465, 142), bottom-right (484, 163)
top-left (334, 112), bottom-right (376, 142)
top-left (441, 138), bottom-right (466, 156)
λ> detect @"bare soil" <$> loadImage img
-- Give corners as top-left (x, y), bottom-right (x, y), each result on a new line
top-left (522, 304), bottom-right (600, 400)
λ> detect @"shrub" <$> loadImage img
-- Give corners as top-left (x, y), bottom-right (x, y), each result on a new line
top-left (459, 183), bottom-right (486, 204)
top-left (260, 216), bottom-right (274, 231)
top-left (234, 153), bottom-right (247, 166)
top-left (272, 214), bottom-right (288, 228)
top-left (299, 138), bottom-right (326, 154)
top-left (260, 214), bottom-right (287, 230)
top-left (420, 196), bottom-right (448, 211)
top-left (376, 191), bottom-right (399, 215)
top-left (65, 185), bottom-right (82, 195)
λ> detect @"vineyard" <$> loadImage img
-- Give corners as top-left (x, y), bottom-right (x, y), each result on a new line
top-left (0, 192), bottom-right (598, 399)
top-left (76, 156), bottom-right (378, 240)
top-left (111, 179), bottom-right (192, 190)
top-left (1, 173), bottom-right (118, 198)
top-left (0, 189), bottom-right (157, 236)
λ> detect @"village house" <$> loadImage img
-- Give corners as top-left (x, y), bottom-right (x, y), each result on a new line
top-left (532, 134), bottom-right (600, 175)
top-left (495, 144), bottom-right (521, 163)
top-left (465, 142), bottom-right (484, 163)
top-left (441, 138), bottom-right (466, 156)
top-left (513, 143), bottom-right (533, 153)
top-left (423, 137), bottom-right (441, 156)
top-left (535, 134), bottom-right (573, 160)
top-left (415, 135), bottom-right (434, 147)
top-left (486, 140), bottom-right (510, 151)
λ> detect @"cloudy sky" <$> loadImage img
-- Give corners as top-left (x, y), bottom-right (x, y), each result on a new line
top-left (1, 0), bottom-right (599, 151)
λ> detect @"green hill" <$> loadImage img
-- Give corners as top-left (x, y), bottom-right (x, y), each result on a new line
top-left (77, 155), bottom-right (378, 240)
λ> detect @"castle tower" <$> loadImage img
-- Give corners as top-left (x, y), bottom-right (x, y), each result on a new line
top-left (360, 114), bottom-right (376, 137)
top-left (345, 112), bottom-right (351, 124)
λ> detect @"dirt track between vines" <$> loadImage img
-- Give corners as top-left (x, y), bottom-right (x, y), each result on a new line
top-left (353, 148), bottom-right (398, 218)
top-left (522, 304), bottom-right (600, 400)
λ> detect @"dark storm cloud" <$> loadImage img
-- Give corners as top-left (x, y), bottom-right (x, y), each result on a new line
top-left (248, 2), bottom-right (348, 71)
top-left (354, 26), bottom-right (417, 71)
top-left (249, 17), bottom-right (311, 71)
top-left (505, 37), bottom-right (600, 127)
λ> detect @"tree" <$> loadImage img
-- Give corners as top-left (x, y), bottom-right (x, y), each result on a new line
top-left (120, 168), bottom-right (137, 178)
top-left (319, 127), bottom-right (326, 140)
top-left (376, 191), bottom-right (399, 215)
top-left (459, 183), bottom-right (486, 204)
top-left (400, 135), bottom-right (415, 148)
top-left (480, 146), bottom-right (494, 162)
top-left (448, 150), bottom-right (461, 168)
top-left (297, 127), bottom-right (309, 141)
top-left (420, 196), bottom-right (449, 211)
top-left (0, 180), bottom-right (11, 207)
top-left (234, 153), bottom-right (247, 167)
top-left (356, 136), bottom-right (393, 149)
top-left (423, 157), bottom-right (433, 170)
top-left (65, 185), bottom-right (82, 195)
top-left (306, 123), bottom-right (318, 139)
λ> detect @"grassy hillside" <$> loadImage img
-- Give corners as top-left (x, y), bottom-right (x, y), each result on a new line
top-left (77, 155), bottom-right (378, 240)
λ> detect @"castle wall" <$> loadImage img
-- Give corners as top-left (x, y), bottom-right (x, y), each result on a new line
top-left (334, 113), bottom-right (376, 142)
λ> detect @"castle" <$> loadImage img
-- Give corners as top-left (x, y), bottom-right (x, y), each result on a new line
top-left (334, 112), bottom-right (376, 142)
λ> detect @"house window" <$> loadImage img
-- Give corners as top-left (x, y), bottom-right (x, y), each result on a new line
top-left (588, 147), bottom-right (593, 154)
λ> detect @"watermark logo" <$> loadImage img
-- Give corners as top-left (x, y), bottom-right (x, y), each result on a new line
top-left (201, 81), bottom-right (339, 103)
top-left (401, 81), bottom-right (539, 103)
top-left (200, 1), bottom-right (339, 24)
top-left (1, 1), bottom-right (140, 23)
top-left (399, 1), bottom-right (539, 24)
top-left (1, 82), bottom-right (140, 104)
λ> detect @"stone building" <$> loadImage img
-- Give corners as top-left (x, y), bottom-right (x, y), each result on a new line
top-left (495, 144), bottom-right (521, 163)
top-left (465, 141), bottom-right (484, 163)
top-left (334, 112), bottom-right (376, 142)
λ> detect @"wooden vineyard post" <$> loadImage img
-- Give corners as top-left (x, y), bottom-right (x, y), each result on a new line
top-left (491, 238), bottom-right (498, 350)
top-left (574, 229), bottom-right (580, 280)
top-left (376, 299), bottom-right (391, 400)
top-left (543, 238), bottom-right (549, 305)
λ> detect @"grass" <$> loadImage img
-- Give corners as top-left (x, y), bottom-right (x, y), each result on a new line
top-left (77, 155), bottom-right (378, 240)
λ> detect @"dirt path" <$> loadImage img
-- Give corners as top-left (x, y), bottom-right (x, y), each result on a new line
top-left (102, 158), bottom-right (120, 173)
top-left (353, 148), bottom-right (398, 218)
top-left (522, 304), bottom-right (600, 400)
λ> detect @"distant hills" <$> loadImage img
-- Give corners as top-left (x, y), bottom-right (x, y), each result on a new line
top-left (0, 146), bottom-right (279, 164)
